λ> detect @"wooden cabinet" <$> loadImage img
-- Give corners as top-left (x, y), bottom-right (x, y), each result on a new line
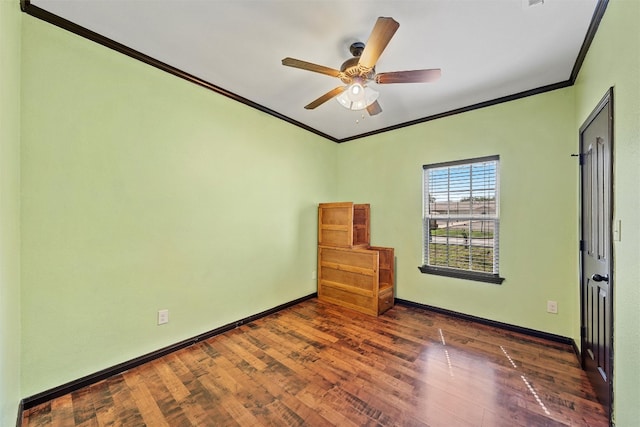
top-left (317, 202), bottom-right (394, 316)
top-left (318, 202), bottom-right (370, 248)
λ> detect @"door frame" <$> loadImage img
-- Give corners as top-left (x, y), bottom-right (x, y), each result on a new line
top-left (578, 86), bottom-right (614, 422)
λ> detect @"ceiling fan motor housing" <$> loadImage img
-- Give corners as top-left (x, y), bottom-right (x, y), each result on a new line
top-left (340, 42), bottom-right (375, 84)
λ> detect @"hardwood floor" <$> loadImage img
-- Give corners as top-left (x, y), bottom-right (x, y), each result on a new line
top-left (22, 299), bottom-right (608, 426)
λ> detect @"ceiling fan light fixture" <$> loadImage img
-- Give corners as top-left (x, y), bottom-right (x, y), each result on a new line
top-left (348, 82), bottom-right (364, 99)
top-left (336, 83), bottom-right (379, 111)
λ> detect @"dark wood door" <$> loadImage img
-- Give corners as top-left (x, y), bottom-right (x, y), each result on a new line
top-left (579, 88), bottom-right (613, 416)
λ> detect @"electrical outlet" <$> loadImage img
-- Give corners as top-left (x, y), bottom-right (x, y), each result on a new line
top-left (158, 309), bottom-right (169, 325)
top-left (546, 300), bottom-right (558, 314)
top-left (312, 270), bottom-right (317, 280)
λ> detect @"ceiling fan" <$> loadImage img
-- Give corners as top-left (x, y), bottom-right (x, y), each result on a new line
top-left (282, 17), bottom-right (441, 116)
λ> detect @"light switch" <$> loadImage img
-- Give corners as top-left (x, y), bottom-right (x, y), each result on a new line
top-left (613, 220), bottom-right (621, 242)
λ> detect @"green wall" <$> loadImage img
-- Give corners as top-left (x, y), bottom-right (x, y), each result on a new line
top-left (336, 88), bottom-right (579, 338)
top-left (574, 1), bottom-right (640, 424)
top-left (0, 0), bottom-right (22, 425)
top-left (10, 2), bottom-right (640, 425)
top-left (20, 16), bottom-right (336, 396)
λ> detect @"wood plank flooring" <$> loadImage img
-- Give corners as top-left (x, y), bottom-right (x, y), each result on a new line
top-left (22, 299), bottom-right (609, 426)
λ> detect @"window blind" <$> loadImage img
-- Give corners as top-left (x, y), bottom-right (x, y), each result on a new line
top-left (423, 156), bottom-right (500, 277)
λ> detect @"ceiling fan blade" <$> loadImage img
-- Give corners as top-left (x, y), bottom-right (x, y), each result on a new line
top-left (282, 57), bottom-right (342, 78)
top-left (304, 86), bottom-right (348, 110)
top-left (366, 100), bottom-right (382, 116)
top-left (375, 69), bottom-right (442, 84)
top-left (358, 17), bottom-right (400, 70)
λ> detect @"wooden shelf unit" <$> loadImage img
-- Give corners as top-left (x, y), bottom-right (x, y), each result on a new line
top-left (317, 202), bottom-right (394, 316)
top-left (318, 202), bottom-right (370, 248)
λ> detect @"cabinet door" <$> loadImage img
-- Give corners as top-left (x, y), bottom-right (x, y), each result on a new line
top-left (318, 202), bottom-right (354, 248)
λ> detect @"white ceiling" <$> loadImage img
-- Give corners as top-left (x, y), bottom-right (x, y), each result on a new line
top-left (26, 0), bottom-right (601, 142)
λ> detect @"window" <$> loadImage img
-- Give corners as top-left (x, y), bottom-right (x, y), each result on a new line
top-left (419, 155), bottom-right (504, 284)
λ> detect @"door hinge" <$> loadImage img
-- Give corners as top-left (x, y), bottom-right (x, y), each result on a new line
top-left (579, 240), bottom-right (585, 251)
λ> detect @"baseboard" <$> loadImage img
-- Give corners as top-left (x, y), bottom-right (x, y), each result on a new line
top-left (20, 293), bottom-right (317, 411)
top-left (19, 293), bottom-right (578, 415)
top-left (395, 298), bottom-right (578, 349)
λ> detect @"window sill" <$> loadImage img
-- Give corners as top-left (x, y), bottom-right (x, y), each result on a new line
top-left (418, 265), bottom-right (505, 285)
